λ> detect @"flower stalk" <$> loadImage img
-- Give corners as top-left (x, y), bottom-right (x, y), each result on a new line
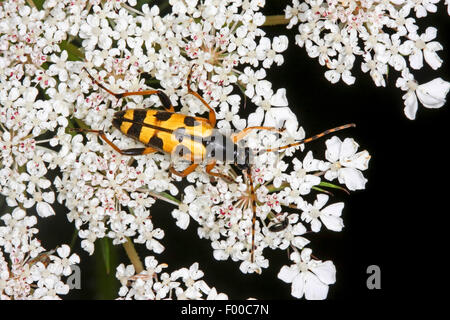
top-left (123, 237), bottom-right (144, 274)
top-left (263, 15), bottom-right (290, 26)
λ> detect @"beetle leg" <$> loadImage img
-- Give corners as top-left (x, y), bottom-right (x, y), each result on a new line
top-left (83, 67), bottom-right (175, 112)
top-left (231, 126), bottom-right (285, 144)
top-left (205, 160), bottom-right (234, 183)
top-left (186, 65), bottom-right (216, 127)
top-left (169, 163), bottom-right (199, 177)
top-left (119, 147), bottom-right (158, 156)
top-left (70, 128), bottom-right (157, 155)
top-left (245, 167), bottom-right (257, 263)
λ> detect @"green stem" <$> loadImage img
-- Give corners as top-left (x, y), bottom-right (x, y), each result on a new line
top-left (311, 186), bottom-right (334, 196)
top-left (123, 237), bottom-right (144, 274)
top-left (266, 183), bottom-right (289, 193)
top-left (145, 190), bottom-right (181, 206)
top-left (263, 15), bottom-right (290, 26)
top-left (318, 181), bottom-right (350, 195)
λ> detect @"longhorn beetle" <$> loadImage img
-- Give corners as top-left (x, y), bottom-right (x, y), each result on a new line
top-left (74, 66), bottom-right (355, 263)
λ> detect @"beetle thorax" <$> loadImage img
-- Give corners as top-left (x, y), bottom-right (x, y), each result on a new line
top-left (205, 131), bottom-right (252, 168)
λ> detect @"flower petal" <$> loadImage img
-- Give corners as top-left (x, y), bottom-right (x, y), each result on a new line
top-left (320, 214), bottom-right (344, 232)
top-left (36, 202), bottom-right (56, 217)
top-left (292, 236), bottom-right (310, 249)
top-left (270, 88), bottom-right (288, 107)
top-left (314, 194), bottom-right (329, 210)
top-left (340, 138), bottom-right (359, 161)
top-left (310, 261), bottom-right (336, 285)
top-left (416, 78), bottom-right (450, 109)
top-left (409, 50), bottom-right (423, 70)
top-left (321, 202), bottom-right (344, 217)
top-left (57, 244), bottom-right (70, 258)
top-left (424, 48), bottom-right (443, 70)
top-left (247, 107), bottom-right (264, 126)
top-left (344, 150), bottom-right (371, 170)
top-left (291, 273), bottom-right (306, 298)
top-left (325, 136), bottom-right (342, 163)
top-left (304, 271), bottom-right (329, 300)
top-left (402, 91), bottom-right (418, 120)
top-left (278, 265), bottom-right (298, 284)
top-left (338, 167), bottom-right (368, 190)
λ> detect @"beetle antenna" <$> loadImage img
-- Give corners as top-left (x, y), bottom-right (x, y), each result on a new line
top-left (260, 123), bottom-right (356, 154)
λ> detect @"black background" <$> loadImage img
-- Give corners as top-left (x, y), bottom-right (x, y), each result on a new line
top-left (8, 1), bottom-right (449, 302)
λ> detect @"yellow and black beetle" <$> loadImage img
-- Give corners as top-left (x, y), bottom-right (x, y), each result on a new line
top-left (75, 66), bottom-right (354, 263)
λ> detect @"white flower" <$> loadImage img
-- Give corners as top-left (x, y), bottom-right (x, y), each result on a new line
top-left (134, 220), bottom-right (165, 254)
top-left (299, 194), bottom-right (344, 232)
top-left (396, 70), bottom-right (450, 119)
top-left (256, 35), bottom-right (289, 68)
top-left (247, 86), bottom-right (303, 138)
top-left (0, 206), bottom-right (79, 299)
top-left (49, 245), bottom-right (80, 276)
top-left (171, 203), bottom-right (191, 230)
top-left (399, 27), bottom-right (443, 70)
top-left (324, 55), bottom-right (355, 85)
top-left (412, 0), bottom-right (439, 17)
top-left (207, 287), bottom-right (228, 300)
top-left (47, 50), bottom-right (69, 82)
top-left (238, 67), bottom-right (267, 99)
top-left (212, 237), bottom-right (245, 261)
top-left (324, 137), bottom-right (370, 191)
top-left (286, 152), bottom-right (322, 195)
top-left (285, 0), bottom-right (304, 29)
top-left (386, 34), bottom-right (408, 71)
top-left (169, 262), bottom-right (220, 300)
top-left (306, 37), bottom-right (336, 66)
top-left (284, 0), bottom-right (449, 119)
top-left (214, 85), bottom-right (245, 130)
top-left (79, 11), bottom-right (114, 51)
top-left (278, 248), bottom-right (336, 300)
top-left (116, 263), bottom-right (136, 288)
top-left (361, 53), bottom-right (387, 87)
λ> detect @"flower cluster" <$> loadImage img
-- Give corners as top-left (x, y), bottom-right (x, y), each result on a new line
top-left (0, 0), bottom-right (84, 299)
top-left (0, 208), bottom-right (79, 299)
top-left (0, 0), bottom-right (375, 300)
top-left (284, 0), bottom-right (450, 119)
top-left (54, 139), bottom-right (174, 255)
top-left (116, 258), bottom-right (227, 300)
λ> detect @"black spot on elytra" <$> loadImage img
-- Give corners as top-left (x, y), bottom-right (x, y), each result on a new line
top-left (184, 116), bottom-right (199, 127)
top-left (149, 135), bottom-right (164, 150)
top-left (114, 110), bottom-right (125, 118)
top-left (127, 123), bottom-right (142, 138)
top-left (112, 117), bottom-right (123, 129)
top-left (133, 109), bottom-right (147, 123)
top-left (112, 111), bottom-right (125, 129)
top-left (154, 111), bottom-right (172, 121)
